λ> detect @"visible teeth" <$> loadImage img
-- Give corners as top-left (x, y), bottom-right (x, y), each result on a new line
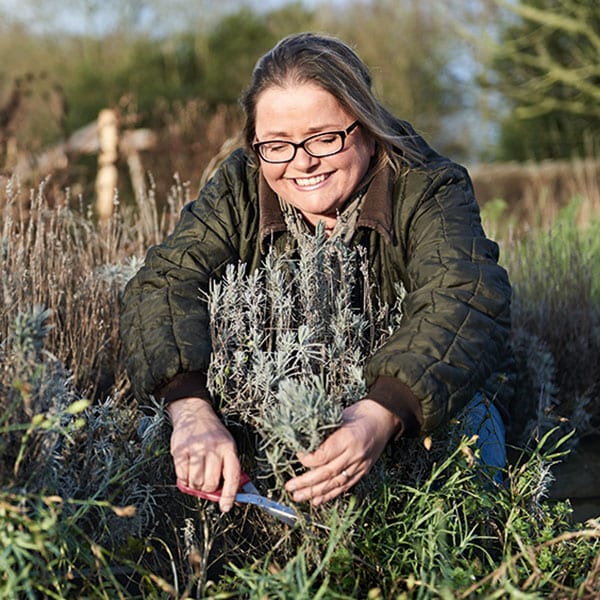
top-left (295, 174), bottom-right (327, 187)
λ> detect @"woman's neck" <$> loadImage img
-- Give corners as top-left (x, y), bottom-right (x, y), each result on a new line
top-left (299, 211), bottom-right (337, 236)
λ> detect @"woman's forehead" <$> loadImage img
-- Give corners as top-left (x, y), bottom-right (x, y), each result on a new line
top-left (255, 83), bottom-right (352, 136)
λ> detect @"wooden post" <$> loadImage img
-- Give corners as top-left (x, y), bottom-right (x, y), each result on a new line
top-left (95, 109), bottom-right (119, 220)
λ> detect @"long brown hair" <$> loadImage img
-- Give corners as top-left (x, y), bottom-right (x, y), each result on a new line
top-left (240, 32), bottom-right (423, 172)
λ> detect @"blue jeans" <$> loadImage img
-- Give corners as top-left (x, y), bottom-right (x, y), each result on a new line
top-left (461, 393), bottom-right (506, 484)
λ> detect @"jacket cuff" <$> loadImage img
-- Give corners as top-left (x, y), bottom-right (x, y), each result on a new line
top-left (367, 376), bottom-right (423, 438)
top-left (155, 371), bottom-right (211, 404)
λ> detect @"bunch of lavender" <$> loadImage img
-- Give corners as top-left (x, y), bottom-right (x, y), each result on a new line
top-left (206, 221), bottom-right (404, 482)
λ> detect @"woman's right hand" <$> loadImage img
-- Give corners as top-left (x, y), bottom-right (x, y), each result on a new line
top-left (167, 397), bottom-right (241, 512)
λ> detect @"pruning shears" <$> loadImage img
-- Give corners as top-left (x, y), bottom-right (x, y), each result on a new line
top-left (177, 471), bottom-right (321, 529)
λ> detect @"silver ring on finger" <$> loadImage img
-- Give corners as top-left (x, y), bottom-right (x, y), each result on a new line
top-left (341, 469), bottom-right (350, 479)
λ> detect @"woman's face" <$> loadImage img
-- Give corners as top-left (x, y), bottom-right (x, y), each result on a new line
top-left (254, 82), bottom-right (375, 231)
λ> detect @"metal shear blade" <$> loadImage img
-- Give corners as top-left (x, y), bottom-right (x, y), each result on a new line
top-left (235, 492), bottom-right (298, 526)
top-left (176, 472), bottom-right (301, 528)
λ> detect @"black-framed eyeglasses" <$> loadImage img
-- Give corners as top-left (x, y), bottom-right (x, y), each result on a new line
top-left (253, 121), bottom-right (360, 164)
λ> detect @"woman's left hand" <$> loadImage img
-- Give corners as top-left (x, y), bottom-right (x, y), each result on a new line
top-left (284, 399), bottom-right (401, 505)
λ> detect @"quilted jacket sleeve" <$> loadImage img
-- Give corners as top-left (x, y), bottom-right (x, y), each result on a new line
top-left (365, 164), bottom-right (512, 433)
top-left (120, 151), bottom-right (258, 401)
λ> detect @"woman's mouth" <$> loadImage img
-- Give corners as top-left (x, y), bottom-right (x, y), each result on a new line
top-left (293, 173), bottom-right (329, 187)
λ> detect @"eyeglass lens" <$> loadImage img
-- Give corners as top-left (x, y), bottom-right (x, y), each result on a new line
top-left (259, 132), bottom-right (344, 162)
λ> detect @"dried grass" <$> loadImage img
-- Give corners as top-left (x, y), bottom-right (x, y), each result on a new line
top-left (472, 156), bottom-right (600, 235)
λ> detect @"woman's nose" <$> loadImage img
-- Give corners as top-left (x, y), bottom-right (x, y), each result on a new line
top-left (290, 146), bottom-right (320, 170)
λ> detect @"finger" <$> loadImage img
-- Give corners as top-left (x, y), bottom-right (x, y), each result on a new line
top-left (173, 449), bottom-right (192, 486)
top-left (297, 428), bottom-right (353, 470)
top-left (286, 458), bottom-right (344, 493)
top-left (219, 453), bottom-right (241, 513)
top-left (288, 430), bottom-right (351, 490)
top-left (185, 455), bottom-right (207, 491)
top-left (171, 428), bottom-right (202, 488)
top-left (296, 473), bottom-right (352, 505)
top-left (298, 438), bottom-right (344, 469)
top-left (310, 465), bottom-right (367, 505)
top-left (286, 459), bottom-right (357, 502)
top-left (310, 484), bottom-right (349, 506)
top-left (201, 452), bottom-right (224, 492)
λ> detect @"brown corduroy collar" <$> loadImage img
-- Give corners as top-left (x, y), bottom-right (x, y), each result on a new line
top-left (258, 165), bottom-right (395, 252)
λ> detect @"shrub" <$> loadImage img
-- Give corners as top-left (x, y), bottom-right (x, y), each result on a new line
top-left (207, 221), bottom-right (404, 489)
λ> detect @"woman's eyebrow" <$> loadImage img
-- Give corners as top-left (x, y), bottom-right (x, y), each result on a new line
top-left (258, 124), bottom-right (342, 139)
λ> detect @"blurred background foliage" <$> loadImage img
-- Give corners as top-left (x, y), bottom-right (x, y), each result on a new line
top-left (486, 0), bottom-right (600, 161)
top-left (0, 0), bottom-right (599, 188)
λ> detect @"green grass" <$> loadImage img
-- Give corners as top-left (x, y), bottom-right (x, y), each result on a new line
top-left (211, 432), bottom-right (600, 599)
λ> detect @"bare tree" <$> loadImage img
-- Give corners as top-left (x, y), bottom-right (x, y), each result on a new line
top-left (492, 0), bottom-right (600, 120)
top-left (485, 0), bottom-right (600, 159)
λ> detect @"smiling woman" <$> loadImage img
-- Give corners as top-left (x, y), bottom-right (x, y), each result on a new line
top-left (120, 32), bottom-right (514, 514)
top-left (254, 84), bottom-right (374, 232)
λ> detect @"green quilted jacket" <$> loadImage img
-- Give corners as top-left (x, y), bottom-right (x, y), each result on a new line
top-left (120, 134), bottom-right (514, 437)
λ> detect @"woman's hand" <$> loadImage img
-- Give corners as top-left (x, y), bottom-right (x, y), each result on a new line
top-left (167, 397), bottom-right (241, 512)
top-left (284, 399), bottom-right (401, 505)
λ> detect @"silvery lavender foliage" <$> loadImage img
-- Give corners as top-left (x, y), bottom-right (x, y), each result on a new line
top-left (94, 255), bottom-right (145, 290)
top-left (259, 375), bottom-right (344, 477)
top-left (206, 222), bottom-right (404, 474)
top-left (48, 396), bottom-right (170, 546)
top-left (1, 306), bottom-right (80, 482)
top-left (8, 304), bottom-right (55, 363)
top-left (1, 305), bottom-right (169, 547)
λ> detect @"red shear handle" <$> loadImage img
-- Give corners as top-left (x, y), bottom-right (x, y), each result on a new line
top-left (176, 471), bottom-right (251, 501)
